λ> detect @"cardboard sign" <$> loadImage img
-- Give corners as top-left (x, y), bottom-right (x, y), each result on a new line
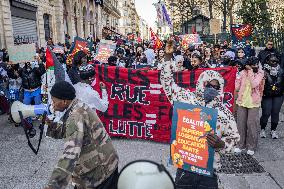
top-left (8, 43), bottom-right (36, 63)
top-left (66, 37), bottom-right (93, 65)
top-left (170, 102), bottom-right (218, 177)
top-left (93, 65), bottom-right (237, 143)
top-left (210, 19), bottom-right (221, 35)
top-left (181, 34), bottom-right (202, 49)
top-left (94, 40), bottom-right (116, 63)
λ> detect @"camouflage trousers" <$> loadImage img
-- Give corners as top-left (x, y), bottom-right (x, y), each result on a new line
top-left (73, 168), bottom-right (118, 189)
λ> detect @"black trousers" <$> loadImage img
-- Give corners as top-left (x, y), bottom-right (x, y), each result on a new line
top-left (96, 168), bottom-right (118, 189)
top-left (175, 168), bottom-right (218, 189)
top-left (260, 96), bottom-right (284, 131)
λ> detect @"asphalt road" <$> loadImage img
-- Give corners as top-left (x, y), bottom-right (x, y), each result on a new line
top-left (1, 112), bottom-right (284, 189)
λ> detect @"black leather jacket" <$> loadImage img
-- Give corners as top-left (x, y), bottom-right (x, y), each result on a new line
top-left (68, 65), bottom-right (95, 85)
top-left (263, 68), bottom-right (284, 97)
top-left (19, 64), bottom-right (45, 90)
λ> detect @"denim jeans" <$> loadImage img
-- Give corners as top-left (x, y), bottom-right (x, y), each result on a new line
top-left (175, 168), bottom-right (218, 189)
top-left (23, 88), bottom-right (42, 105)
top-left (23, 88), bottom-right (42, 124)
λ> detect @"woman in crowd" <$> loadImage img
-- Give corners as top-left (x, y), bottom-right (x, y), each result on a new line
top-left (234, 57), bottom-right (264, 155)
top-left (203, 47), bottom-right (215, 68)
top-left (160, 58), bottom-right (239, 189)
top-left (235, 48), bottom-right (247, 70)
top-left (190, 54), bottom-right (204, 70)
top-left (157, 49), bottom-right (165, 63)
top-left (260, 54), bottom-right (284, 139)
top-left (174, 55), bottom-right (185, 71)
top-left (164, 40), bottom-right (175, 61)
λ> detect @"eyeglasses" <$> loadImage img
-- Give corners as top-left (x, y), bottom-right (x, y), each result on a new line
top-left (267, 43), bottom-right (273, 46)
top-left (206, 83), bottom-right (220, 90)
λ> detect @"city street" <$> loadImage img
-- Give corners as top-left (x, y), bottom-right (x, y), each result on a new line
top-left (1, 110), bottom-right (284, 189)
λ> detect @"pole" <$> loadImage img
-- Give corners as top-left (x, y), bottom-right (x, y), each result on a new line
top-left (222, 0), bottom-right (227, 33)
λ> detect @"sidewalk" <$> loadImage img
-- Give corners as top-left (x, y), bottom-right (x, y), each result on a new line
top-left (0, 110), bottom-right (284, 188)
top-left (219, 109), bottom-right (284, 189)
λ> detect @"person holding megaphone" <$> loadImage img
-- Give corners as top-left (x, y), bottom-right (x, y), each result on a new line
top-left (44, 81), bottom-right (119, 189)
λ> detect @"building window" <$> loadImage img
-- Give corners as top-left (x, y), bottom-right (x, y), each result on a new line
top-left (43, 14), bottom-right (51, 41)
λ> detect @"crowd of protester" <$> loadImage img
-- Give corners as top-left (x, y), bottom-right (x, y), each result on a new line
top-left (0, 36), bottom-right (283, 153)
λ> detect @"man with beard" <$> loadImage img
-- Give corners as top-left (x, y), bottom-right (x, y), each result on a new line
top-left (45, 81), bottom-right (119, 189)
top-left (160, 61), bottom-right (240, 189)
top-left (258, 39), bottom-right (279, 66)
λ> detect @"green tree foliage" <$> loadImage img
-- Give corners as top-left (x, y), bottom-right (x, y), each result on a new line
top-left (238, 0), bottom-right (271, 30)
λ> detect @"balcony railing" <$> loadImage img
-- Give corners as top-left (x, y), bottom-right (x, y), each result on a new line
top-left (103, 0), bottom-right (121, 18)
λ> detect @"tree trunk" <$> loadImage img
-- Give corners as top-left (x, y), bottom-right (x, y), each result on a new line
top-left (259, 0), bottom-right (271, 30)
top-left (228, 0), bottom-right (235, 26)
top-left (208, 0), bottom-right (213, 19)
top-left (222, 0), bottom-right (227, 32)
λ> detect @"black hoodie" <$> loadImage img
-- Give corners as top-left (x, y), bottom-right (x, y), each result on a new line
top-left (258, 47), bottom-right (279, 66)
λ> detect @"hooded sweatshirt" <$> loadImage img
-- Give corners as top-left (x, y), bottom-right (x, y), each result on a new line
top-left (160, 62), bottom-right (240, 170)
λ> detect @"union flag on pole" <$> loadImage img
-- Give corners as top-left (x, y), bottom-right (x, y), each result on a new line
top-left (150, 28), bottom-right (163, 50)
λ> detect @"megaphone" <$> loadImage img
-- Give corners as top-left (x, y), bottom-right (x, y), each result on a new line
top-left (117, 160), bottom-right (175, 189)
top-left (11, 101), bottom-right (51, 123)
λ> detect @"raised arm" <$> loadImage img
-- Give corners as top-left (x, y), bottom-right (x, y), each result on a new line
top-left (160, 61), bottom-right (195, 104)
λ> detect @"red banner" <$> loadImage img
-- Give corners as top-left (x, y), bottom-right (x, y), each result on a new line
top-left (93, 65), bottom-right (237, 143)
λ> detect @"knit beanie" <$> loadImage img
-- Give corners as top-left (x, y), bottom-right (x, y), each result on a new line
top-left (50, 81), bottom-right (76, 100)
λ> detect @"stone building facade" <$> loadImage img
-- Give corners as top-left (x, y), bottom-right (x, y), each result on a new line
top-left (0, 0), bottom-right (121, 49)
top-left (118, 0), bottom-right (140, 36)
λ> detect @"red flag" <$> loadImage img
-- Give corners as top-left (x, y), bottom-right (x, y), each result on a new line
top-left (150, 28), bottom-right (163, 50)
top-left (127, 33), bottom-right (135, 41)
top-left (137, 37), bottom-right (142, 43)
top-left (45, 47), bottom-right (54, 69)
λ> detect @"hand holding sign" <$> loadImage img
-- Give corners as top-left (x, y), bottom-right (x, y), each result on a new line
top-left (171, 102), bottom-right (218, 177)
top-left (206, 133), bottom-right (225, 149)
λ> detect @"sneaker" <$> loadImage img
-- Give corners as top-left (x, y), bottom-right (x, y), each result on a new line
top-left (260, 129), bottom-right (266, 138)
top-left (271, 130), bottom-right (279, 139)
top-left (247, 150), bottom-right (255, 156)
top-left (234, 148), bottom-right (243, 153)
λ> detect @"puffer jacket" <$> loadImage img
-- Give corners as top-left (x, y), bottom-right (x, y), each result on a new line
top-left (19, 64), bottom-right (45, 90)
top-left (263, 67), bottom-right (284, 97)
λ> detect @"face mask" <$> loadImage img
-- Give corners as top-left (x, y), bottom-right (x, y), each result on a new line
top-left (204, 87), bottom-right (219, 103)
top-left (270, 67), bottom-right (279, 76)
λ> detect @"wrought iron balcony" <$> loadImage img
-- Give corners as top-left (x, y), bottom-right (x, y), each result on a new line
top-left (103, 0), bottom-right (121, 18)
